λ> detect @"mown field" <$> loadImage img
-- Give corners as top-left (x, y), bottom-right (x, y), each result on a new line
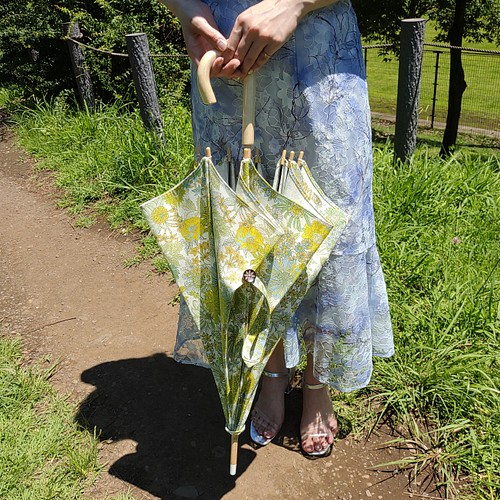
top-left (364, 24), bottom-right (500, 132)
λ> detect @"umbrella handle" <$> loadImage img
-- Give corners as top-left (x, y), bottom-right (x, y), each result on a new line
top-left (197, 50), bottom-right (218, 104)
top-left (197, 50), bottom-right (256, 148)
top-left (242, 72), bottom-right (256, 148)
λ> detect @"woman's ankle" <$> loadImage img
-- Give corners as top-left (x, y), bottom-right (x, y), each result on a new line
top-left (264, 340), bottom-right (286, 374)
top-left (303, 353), bottom-right (322, 386)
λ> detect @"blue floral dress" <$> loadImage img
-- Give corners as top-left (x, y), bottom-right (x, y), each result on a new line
top-left (174, 0), bottom-right (394, 392)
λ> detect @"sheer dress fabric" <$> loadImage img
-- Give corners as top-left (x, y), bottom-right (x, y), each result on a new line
top-left (174, 0), bottom-right (394, 392)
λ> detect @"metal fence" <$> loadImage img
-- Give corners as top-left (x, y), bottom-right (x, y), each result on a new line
top-left (364, 44), bottom-right (500, 136)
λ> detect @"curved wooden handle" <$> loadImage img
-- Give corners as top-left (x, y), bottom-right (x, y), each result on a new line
top-left (197, 50), bottom-right (256, 147)
top-left (197, 50), bottom-right (219, 104)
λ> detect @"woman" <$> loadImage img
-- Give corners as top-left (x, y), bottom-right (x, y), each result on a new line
top-left (160, 0), bottom-right (394, 456)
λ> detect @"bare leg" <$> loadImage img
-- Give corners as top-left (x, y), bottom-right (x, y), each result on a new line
top-left (300, 353), bottom-right (338, 454)
top-left (251, 340), bottom-right (288, 440)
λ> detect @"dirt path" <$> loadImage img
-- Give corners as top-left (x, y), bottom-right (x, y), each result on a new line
top-left (0, 128), bottom-right (417, 500)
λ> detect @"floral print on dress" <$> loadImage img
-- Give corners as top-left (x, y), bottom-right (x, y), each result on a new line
top-left (175, 0), bottom-right (394, 392)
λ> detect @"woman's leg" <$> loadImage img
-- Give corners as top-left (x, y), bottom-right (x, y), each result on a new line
top-left (301, 353), bottom-right (338, 454)
top-left (251, 340), bottom-right (289, 440)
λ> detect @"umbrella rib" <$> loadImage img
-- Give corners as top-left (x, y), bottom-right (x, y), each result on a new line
top-left (207, 163), bottom-right (231, 401)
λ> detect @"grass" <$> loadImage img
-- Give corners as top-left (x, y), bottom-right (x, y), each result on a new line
top-left (8, 91), bottom-right (193, 233)
top-left (1, 90), bottom-right (187, 272)
top-left (0, 335), bottom-right (101, 498)
top-left (1, 87), bottom-right (499, 498)
top-left (370, 145), bottom-right (500, 498)
top-left (364, 23), bottom-right (500, 132)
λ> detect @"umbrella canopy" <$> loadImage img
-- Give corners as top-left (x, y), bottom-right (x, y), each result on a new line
top-left (140, 50), bottom-right (348, 475)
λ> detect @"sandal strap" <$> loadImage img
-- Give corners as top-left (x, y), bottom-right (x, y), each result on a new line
top-left (301, 432), bottom-right (329, 439)
top-left (303, 382), bottom-right (327, 390)
top-left (262, 368), bottom-right (296, 394)
top-left (263, 370), bottom-right (289, 378)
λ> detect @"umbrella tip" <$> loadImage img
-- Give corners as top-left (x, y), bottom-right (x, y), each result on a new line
top-left (280, 149), bottom-right (287, 165)
top-left (298, 150), bottom-right (304, 162)
top-left (206, 147), bottom-right (212, 158)
top-left (243, 147), bottom-right (251, 159)
top-left (289, 151), bottom-right (295, 162)
top-left (230, 433), bottom-right (239, 476)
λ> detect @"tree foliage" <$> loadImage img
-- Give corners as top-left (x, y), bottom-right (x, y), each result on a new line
top-left (0, 0), bottom-right (189, 102)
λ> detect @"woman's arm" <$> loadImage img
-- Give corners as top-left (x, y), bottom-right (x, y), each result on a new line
top-left (226, 0), bottom-right (339, 75)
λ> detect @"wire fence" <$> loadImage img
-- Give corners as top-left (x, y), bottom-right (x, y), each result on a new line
top-left (65, 30), bottom-right (500, 137)
top-left (364, 43), bottom-right (500, 135)
top-left (64, 36), bottom-right (190, 59)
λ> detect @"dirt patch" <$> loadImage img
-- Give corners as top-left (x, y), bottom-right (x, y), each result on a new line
top-left (0, 128), bottom-right (434, 499)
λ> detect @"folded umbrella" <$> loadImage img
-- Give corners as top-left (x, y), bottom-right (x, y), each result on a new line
top-left (141, 50), bottom-right (348, 475)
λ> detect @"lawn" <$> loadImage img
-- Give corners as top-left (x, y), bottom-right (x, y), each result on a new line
top-left (364, 22), bottom-right (500, 132)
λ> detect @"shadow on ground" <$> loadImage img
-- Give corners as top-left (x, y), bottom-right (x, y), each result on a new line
top-left (76, 353), bottom-right (257, 499)
top-left (76, 353), bottom-right (355, 499)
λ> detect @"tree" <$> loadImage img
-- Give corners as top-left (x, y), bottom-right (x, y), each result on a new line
top-left (0, 0), bottom-right (188, 102)
top-left (353, 0), bottom-right (500, 155)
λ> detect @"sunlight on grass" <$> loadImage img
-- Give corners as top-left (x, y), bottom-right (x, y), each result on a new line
top-left (364, 21), bottom-right (500, 132)
top-left (14, 96), bottom-right (193, 231)
top-left (371, 146), bottom-right (500, 498)
top-left (0, 336), bottom-right (101, 498)
top-left (3, 91), bottom-right (499, 498)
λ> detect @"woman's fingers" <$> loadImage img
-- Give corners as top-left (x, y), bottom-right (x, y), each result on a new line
top-left (249, 47), bottom-right (275, 74)
top-left (177, 1), bottom-right (230, 66)
top-left (227, 30), bottom-right (274, 75)
top-left (225, 0), bottom-right (300, 76)
top-left (191, 15), bottom-right (227, 52)
top-left (210, 56), bottom-right (225, 77)
top-left (211, 57), bottom-right (244, 78)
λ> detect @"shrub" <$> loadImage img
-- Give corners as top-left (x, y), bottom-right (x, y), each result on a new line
top-left (0, 0), bottom-right (189, 103)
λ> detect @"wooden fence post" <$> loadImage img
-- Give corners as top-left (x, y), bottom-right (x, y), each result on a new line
top-left (126, 33), bottom-right (166, 145)
top-left (394, 18), bottom-right (426, 162)
top-left (63, 22), bottom-right (95, 110)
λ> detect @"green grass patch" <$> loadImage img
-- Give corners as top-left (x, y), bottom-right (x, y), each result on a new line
top-left (0, 335), bottom-right (101, 498)
top-left (12, 94), bottom-right (193, 232)
top-left (370, 145), bottom-right (500, 498)
top-left (364, 23), bottom-right (500, 132)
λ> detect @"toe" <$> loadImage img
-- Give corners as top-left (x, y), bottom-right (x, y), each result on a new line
top-left (301, 437), bottom-right (314, 453)
top-left (251, 408), bottom-right (279, 439)
top-left (314, 435), bottom-right (328, 452)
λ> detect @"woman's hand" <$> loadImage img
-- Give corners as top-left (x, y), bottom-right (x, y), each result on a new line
top-left (160, 0), bottom-right (243, 77)
top-left (161, 0), bottom-right (337, 78)
top-left (225, 0), bottom-right (300, 76)
top-left (225, 0), bottom-right (338, 77)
